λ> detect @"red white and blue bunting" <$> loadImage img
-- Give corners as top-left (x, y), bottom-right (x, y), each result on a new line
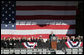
top-left (65, 41), bottom-right (83, 48)
top-left (22, 42), bottom-right (37, 48)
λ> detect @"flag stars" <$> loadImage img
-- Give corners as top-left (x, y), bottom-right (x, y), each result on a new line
top-left (12, 11), bottom-right (14, 14)
top-left (2, 21), bottom-right (4, 23)
top-left (2, 14), bottom-right (4, 17)
top-left (9, 21), bottom-right (11, 23)
top-left (9, 1), bottom-right (11, 4)
top-left (6, 18), bottom-right (8, 20)
top-left (2, 1), bottom-right (4, 4)
top-left (9, 14), bottom-right (11, 16)
top-left (5, 25), bottom-right (8, 27)
top-left (5, 11), bottom-right (7, 13)
top-left (12, 25), bottom-right (14, 27)
top-left (1, 1), bottom-right (15, 29)
top-left (12, 18), bottom-right (14, 20)
top-left (9, 8), bottom-right (11, 10)
top-left (2, 7), bottom-right (4, 10)
top-left (5, 4), bottom-right (8, 7)
top-left (12, 5), bottom-right (14, 7)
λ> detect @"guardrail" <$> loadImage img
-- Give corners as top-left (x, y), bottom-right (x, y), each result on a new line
top-left (1, 48), bottom-right (53, 54)
top-left (64, 47), bottom-right (83, 54)
top-left (1, 48), bottom-right (83, 54)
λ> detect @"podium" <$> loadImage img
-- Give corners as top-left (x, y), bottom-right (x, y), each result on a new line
top-left (51, 36), bottom-right (57, 49)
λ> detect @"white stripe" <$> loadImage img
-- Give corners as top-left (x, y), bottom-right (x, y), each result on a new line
top-left (28, 42), bottom-right (36, 45)
top-left (16, 1), bottom-right (78, 6)
top-left (16, 10), bottom-right (76, 15)
top-left (1, 29), bottom-right (75, 35)
top-left (73, 42), bottom-right (81, 48)
top-left (77, 42), bottom-right (81, 48)
top-left (16, 20), bottom-right (76, 25)
top-left (23, 43), bottom-right (30, 48)
top-left (70, 41), bottom-right (78, 45)
top-left (67, 41), bottom-right (72, 48)
top-left (67, 41), bottom-right (82, 48)
top-left (75, 42), bottom-right (82, 48)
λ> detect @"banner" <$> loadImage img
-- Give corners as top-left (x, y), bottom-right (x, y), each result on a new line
top-left (22, 42), bottom-right (37, 48)
top-left (65, 41), bottom-right (83, 48)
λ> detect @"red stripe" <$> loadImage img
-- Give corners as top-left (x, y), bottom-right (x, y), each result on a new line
top-left (16, 15), bottom-right (75, 20)
top-left (22, 43), bottom-right (27, 48)
top-left (16, 6), bottom-right (77, 10)
top-left (72, 42), bottom-right (77, 44)
top-left (80, 42), bottom-right (83, 47)
top-left (34, 44), bottom-right (37, 48)
top-left (65, 42), bottom-right (70, 48)
top-left (1, 34), bottom-right (75, 39)
top-left (16, 25), bottom-right (75, 30)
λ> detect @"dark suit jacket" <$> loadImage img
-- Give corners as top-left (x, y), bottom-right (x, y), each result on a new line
top-left (70, 39), bottom-right (78, 42)
top-left (49, 34), bottom-right (55, 48)
top-left (49, 34), bottom-right (55, 40)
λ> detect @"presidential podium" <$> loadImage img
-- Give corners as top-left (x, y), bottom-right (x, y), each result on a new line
top-left (51, 36), bottom-right (57, 49)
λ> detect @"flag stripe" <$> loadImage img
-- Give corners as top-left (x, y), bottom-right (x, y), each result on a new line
top-left (16, 1), bottom-right (78, 6)
top-left (16, 6), bottom-right (77, 10)
top-left (16, 25), bottom-right (75, 30)
top-left (16, 15), bottom-right (75, 20)
top-left (16, 20), bottom-right (76, 25)
top-left (16, 10), bottom-right (76, 15)
top-left (1, 1), bottom-right (77, 39)
top-left (1, 29), bottom-right (75, 35)
top-left (1, 34), bottom-right (76, 39)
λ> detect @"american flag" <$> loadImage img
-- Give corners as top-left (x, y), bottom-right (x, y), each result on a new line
top-left (1, 1), bottom-right (78, 39)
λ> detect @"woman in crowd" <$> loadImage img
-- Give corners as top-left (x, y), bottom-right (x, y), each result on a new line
top-left (66, 36), bottom-right (70, 41)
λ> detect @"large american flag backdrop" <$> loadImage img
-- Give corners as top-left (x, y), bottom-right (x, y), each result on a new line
top-left (1, 1), bottom-right (78, 39)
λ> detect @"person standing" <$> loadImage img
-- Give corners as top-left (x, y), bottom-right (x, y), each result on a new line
top-left (49, 31), bottom-right (55, 49)
top-left (70, 36), bottom-right (77, 42)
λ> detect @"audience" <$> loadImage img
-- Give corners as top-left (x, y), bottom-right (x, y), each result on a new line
top-left (1, 36), bottom-right (83, 49)
top-left (70, 36), bottom-right (77, 42)
top-left (1, 37), bottom-right (7, 48)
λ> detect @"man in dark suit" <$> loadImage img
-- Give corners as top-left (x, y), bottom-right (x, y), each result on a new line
top-left (70, 36), bottom-right (77, 42)
top-left (49, 31), bottom-right (55, 49)
top-left (49, 31), bottom-right (55, 42)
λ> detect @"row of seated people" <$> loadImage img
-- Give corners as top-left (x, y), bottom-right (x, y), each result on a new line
top-left (1, 36), bottom-right (83, 49)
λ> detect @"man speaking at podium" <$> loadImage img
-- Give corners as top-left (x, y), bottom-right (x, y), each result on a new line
top-left (49, 31), bottom-right (55, 49)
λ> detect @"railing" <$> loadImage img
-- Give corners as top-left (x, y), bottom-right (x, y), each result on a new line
top-left (1, 47), bottom-right (83, 54)
top-left (1, 48), bottom-right (53, 54)
top-left (64, 47), bottom-right (83, 54)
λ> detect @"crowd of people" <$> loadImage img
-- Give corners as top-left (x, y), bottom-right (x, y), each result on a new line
top-left (1, 36), bottom-right (83, 49)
